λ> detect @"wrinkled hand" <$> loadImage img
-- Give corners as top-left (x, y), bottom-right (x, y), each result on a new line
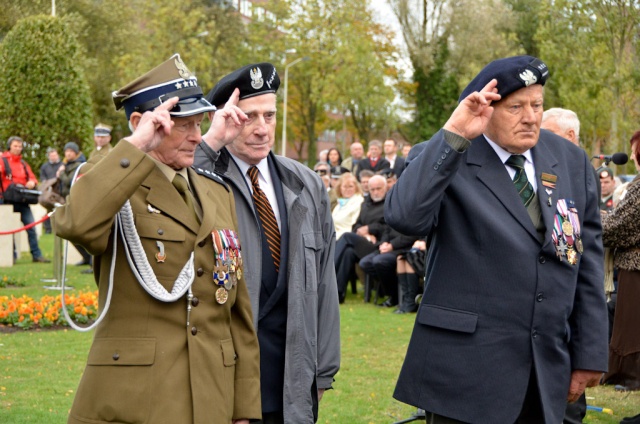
top-left (202, 88), bottom-right (248, 152)
top-left (232, 420), bottom-right (249, 424)
top-left (443, 79), bottom-right (501, 140)
top-left (25, 180), bottom-right (36, 189)
top-left (567, 370), bottom-right (602, 403)
top-left (125, 96), bottom-right (179, 153)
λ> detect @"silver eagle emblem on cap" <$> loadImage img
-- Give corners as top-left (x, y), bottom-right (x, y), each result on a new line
top-left (250, 67), bottom-right (264, 90)
top-left (518, 69), bottom-right (537, 86)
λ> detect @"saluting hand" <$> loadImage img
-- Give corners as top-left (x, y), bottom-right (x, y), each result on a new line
top-left (202, 88), bottom-right (249, 152)
top-left (125, 96), bottom-right (179, 153)
top-left (443, 79), bottom-right (501, 140)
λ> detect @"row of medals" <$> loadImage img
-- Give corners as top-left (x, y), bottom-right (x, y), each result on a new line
top-left (556, 214), bottom-right (583, 265)
top-left (213, 254), bottom-right (242, 304)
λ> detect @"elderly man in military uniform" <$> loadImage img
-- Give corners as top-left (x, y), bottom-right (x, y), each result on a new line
top-left (53, 54), bottom-right (261, 424)
top-left (89, 123), bottom-right (113, 161)
top-left (194, 63), bottom-right (340, 424)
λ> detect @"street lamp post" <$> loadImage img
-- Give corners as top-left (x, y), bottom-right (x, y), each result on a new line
top-left (281, 56), bottom-right (309, 157)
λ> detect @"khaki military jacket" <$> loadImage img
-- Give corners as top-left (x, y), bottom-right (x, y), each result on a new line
top-left (89, 143), bottom-right (113, 161)
top-left (53, 140), bottom-right (261, 424)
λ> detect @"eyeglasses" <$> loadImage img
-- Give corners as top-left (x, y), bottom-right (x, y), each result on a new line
top-left (315, 169), bottom-right (328, 176)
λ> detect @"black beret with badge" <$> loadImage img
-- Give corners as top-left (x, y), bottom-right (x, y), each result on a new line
top-left (112, 53), bottom-right (216, 119)
top-left (459, 55), bottom-right (550, 102)
top-left (206, 63), bottom-right (280, 108)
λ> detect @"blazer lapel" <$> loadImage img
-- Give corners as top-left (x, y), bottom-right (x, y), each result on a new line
top-left (189, 167), bottom-right (218, 243)
top-left (470, 137), bottom-right (539, 240)
top-left (531, 139), bottom-right (559, 249)
top-left (142, 167), bottom-right (200, 234)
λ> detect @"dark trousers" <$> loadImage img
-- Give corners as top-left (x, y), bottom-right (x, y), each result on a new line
top-left (335, 233), bottom-right (377, 302)
top-left (563, 393), bottom-right (586, 424)
top-left (359, 251), bottom-right (399, 304)
top-left (256, 411), bottom-right (284, 424)
top-left (12, 202), bottom-right (42, 259)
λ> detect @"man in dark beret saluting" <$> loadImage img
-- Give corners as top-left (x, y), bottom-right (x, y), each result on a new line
top-left (54, 54), bottom-right (261, 424)
top-left (194, 63), bottom-right (340, 424)
top-left (386, 56), bottom-right (608, 423)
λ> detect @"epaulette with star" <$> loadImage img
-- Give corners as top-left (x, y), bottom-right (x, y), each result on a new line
top-left (193, 167), bottom-right (229, 192)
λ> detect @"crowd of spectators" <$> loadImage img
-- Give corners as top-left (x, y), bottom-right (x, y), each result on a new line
top-left (316, 138), bottom-right (424, 312)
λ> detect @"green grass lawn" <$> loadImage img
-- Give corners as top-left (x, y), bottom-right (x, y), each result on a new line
top-left (1, 233), bottom-right (639, 423)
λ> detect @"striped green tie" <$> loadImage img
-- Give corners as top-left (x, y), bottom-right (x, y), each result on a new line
top-left (505, 155), bottom-right (535, 207)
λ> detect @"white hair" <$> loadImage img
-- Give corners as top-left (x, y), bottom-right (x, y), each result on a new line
top-left (542, 108), bottom-right (580, 140)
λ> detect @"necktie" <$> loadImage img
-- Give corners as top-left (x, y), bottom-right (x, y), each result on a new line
top-left (505, 155), bottom-right (535, 207)
top-left (172, 174), bottom-right (199, 223)
top-left (248, 166), bottom-right (281, 272)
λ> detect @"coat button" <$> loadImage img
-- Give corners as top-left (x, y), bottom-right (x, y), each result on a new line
top-left (445, 147), bottom-right (451, 153)
top-left (532, 329), bottom-right (538, 338)
top-left (191, 297), bottom-right (200, 307)
top-left (191, 326), bottom-right (198, 335)
top-left (157, 229), bottom-right (164, 235)
top-left (112, 353), bottom-right (120, 361)
top-left (441, 154), bottom-right (447, 160)
top-left (536, 292), bottom-right (544, 302)
top-left (196, 268), bottom-right (204, 277)
top-left (538, 256), bottom-right (546, 264)
top-left (437, 159), bottom-right (443, 165)
top-left (120, 159), bottom-right (130, 168)
top-left (434, 165), bottom-right (439, 170)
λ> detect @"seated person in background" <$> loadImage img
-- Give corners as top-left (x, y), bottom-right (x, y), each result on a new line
top-left (395, 239), bottom-right (427, 314)
top-left (358, 169), bottom-right (374, 198)
top-left (334, 175), bottom-right (387, 303)
top-left (332, 173), bottom-right (364, 240)
top-left (359, 223), bottom-right (417, 309)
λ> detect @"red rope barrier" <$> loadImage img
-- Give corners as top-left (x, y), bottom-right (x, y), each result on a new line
top-left (0, 214), bottom-right (50, 235)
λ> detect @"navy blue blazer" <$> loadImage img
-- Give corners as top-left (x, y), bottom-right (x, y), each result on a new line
top-left (385, 129), bottom-right (608, 423)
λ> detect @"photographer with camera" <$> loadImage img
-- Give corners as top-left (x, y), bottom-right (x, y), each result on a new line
top-left (0, 136), bottom-right (50, 263)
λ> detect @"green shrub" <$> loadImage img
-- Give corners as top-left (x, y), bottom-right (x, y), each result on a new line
top-left (0, 14), bottom-right (92, 167)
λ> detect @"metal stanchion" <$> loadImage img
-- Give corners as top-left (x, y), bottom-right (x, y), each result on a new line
top-left (42, 235), bottom-right (72, 289)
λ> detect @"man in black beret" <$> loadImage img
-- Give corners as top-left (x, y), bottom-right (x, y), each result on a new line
top-left (194, 63), bottom-right (340, 424)
top-left (386, 55), bottom-right (608, 423)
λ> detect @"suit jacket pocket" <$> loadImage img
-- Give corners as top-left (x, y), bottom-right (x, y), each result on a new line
top-left (303, 232), bottom-right (323, 292)
top-left (418, 304), bottom-right (478, 333)
top-left (71, 338), bottom-right (156, 423)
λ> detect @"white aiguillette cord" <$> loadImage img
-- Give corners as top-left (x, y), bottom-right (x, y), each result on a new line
top-left (60, 163), bottom-right (195, 332)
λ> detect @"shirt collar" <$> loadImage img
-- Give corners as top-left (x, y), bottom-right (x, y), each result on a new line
top-left (228, 151), bottom-right (271, 184)
top-left (483, 135), bottom-right (533, 165)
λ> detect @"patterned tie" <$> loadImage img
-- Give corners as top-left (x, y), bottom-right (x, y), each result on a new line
top-left (248, 166), bottom-right (281, 272)
top-left (505, 155), bottom-right (535, 207)
top-left (172, 174), bottom-right (199, 223)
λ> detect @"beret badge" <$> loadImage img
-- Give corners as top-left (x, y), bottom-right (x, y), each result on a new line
top-left (250, 67), bottom-right (264, 90)
top-left (518, 69), bottom-right (537, 87)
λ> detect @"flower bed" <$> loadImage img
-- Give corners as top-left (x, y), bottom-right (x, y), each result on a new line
top-left (0, 291), bottom-right (98, 330)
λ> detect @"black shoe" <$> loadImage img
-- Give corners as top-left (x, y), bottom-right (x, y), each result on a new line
top-left (394, 309), bottom-right (407, 314)
top-left (81, 268), bottom-right (93, 274)
top-left (75, 260), bottom-right (91, 266)
top-left (622, 413), bottom-right (640, 424)
top-left (381, 299), bottom-right (398, 308)
top-left (33, 257), bottom-right (51, 263)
